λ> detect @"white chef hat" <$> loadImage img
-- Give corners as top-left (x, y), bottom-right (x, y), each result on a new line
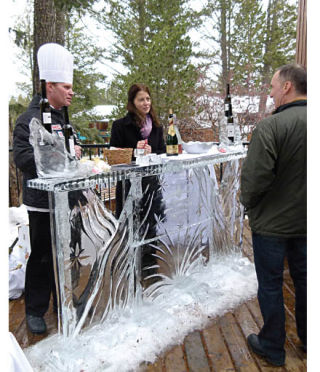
top-left (37, 43), bottom-right (74, 84)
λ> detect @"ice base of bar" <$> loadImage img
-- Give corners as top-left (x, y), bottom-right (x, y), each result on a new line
top-left (27, 144), bottom-right (247, 337)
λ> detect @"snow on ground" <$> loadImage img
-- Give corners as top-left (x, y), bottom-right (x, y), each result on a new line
top-left (9, 206), bottom-right (258, 371)
top-left (24, 252), bottom-right (257, 372)
top-left (9, 204), bottom-right (29, 246)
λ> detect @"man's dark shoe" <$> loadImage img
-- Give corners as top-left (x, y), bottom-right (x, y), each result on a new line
top-left (247, 334), bottom-right (285, 367)
top-left (26, 314), bottom-right (47, 334)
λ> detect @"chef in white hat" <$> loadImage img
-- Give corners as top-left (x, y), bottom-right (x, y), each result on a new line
top-left (13, 43), bottom-right (81, 334)
top-left (37, 42), bottom-right (78, 114)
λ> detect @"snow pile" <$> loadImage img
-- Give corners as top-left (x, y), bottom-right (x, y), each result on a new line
top-left (9, 204), bottom-right (28, 247)
top-left (9, 205), bottom-right (30, 300)
top-left (25, 252), bottom-right (257, 372)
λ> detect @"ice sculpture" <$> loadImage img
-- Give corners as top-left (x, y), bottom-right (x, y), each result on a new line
top-left (27, 146), bottom-right (247, 337)
top-left (29, 117), bottom-right (98, 178)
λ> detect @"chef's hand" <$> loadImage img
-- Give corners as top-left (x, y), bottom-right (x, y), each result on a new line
top-left (75, 145), bottom-right (82, 159)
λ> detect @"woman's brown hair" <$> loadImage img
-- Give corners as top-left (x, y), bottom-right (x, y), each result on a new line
top-left (127, 83), bottom-right (161, 127)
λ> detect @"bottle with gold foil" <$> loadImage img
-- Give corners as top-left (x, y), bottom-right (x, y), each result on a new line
top-left (166, 109), bottom-right (178, 156)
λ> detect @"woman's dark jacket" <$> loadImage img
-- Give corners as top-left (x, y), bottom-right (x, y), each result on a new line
top-left (13, 95), bottom-right (70, 209)
top-left (110, 113), bottom-right (166, 223)
top-left (110, 112), bottom-right (166, 154)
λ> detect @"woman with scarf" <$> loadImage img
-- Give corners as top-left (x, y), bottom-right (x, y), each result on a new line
top-left (110, 83), bottom-right (165, 161)
top-left (110, 84), bottom-right (166, 281)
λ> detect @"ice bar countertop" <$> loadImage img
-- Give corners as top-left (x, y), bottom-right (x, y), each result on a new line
top-left (27, 145), bottom-right (247, 192)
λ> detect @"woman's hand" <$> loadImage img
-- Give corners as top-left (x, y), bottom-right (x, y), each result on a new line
top-left (144, 144), bottom-right (152, 154)
top-left (137, 140), bottom-right (152, 154)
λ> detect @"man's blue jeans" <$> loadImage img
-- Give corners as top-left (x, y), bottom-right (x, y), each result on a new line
top-left (252, 233), bottom-right (307, 360)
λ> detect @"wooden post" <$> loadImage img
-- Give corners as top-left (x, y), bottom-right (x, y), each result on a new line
top-left (296, 0), bottom-right (307, 68)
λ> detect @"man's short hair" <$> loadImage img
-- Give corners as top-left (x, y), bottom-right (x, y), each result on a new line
top-left (277, 63), bottom-right (307, 95)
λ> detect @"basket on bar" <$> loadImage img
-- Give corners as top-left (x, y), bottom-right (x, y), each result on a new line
top-left (103, 148), bottom-right (133, 165)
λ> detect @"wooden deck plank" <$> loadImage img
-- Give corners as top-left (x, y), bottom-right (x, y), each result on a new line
top-left (184, 330), bottom-right (211, 372)
top-left (10, 296), bottom-right (58, 349)
top-left (9, 297), bottom-right (25, 331)
top-left (234, 303), bottom-right (286, 372)
top-left (246, 298), bottom-right (264, 329)
top-left (283, 266), bottom-right (295, 294)
top-left (140, 359), bottom-right (164, 372)
top-left (202, 320), bottom-right (235, 371)
top-left (219, 312), bottom-right (259, 371)
top-left (282, 337), bottom-right (307, 372)
top-left (164, 344), bottom-right (188, 372)
top-left (240, 295), bottom-right (306, 371)
top-left (283, 284), bottom-right (296, 320)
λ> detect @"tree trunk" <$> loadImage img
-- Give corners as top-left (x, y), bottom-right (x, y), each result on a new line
top-left (9, 114), bottom-right (23, 207)
top-left (55, 7), bottom-right (66, 46)
top-left (33, 0), bottom-right (66, 95)
top-left (33, 0), bottom-right (56, 95)
top-left (296, 0), bottom-right (307, 68)
top-left (220, 0), bottom-right (228, 90)
top-left (137, 0), bottom-right (146, 45)
top-left (259, 0), bottom-right (278, 114)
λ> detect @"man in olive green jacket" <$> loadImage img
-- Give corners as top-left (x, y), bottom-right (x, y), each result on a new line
top-left (240, 64), bottom-right (306, 367)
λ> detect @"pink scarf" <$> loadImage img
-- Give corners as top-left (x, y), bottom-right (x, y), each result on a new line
top-left (140, 115), bottom-right (152, 139)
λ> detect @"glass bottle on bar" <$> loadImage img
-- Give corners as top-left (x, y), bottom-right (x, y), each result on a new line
top-left (63, 106), bottom-right (76, 157)
top-left (173, 112), bottom-right (183, 154)
top-left (40, 79), bottom-right (52, 133)
top-left (166, 108), bottom-right (178, 156)
top-left (224, 83), bottom-right (234, 143)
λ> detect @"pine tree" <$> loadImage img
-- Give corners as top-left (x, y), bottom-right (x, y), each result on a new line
top-left (102, 0), bottom-right (201, 127)
top-left (203, 0), bottom-right (297, 94)
top-left (231, 0), bottom-right (265, 88)
top-left (65, 12), bottom-right (107, 142)
top-left (258, 0), bottom-right (297, 112)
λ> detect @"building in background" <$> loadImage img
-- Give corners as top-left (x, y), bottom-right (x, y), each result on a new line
top-left (88, 105), bottom-right (116, 143)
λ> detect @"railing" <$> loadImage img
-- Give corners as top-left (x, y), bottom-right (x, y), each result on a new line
top-left (80, 143), bottom-right (110, 159)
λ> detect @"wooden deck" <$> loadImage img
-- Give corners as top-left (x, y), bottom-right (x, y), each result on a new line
top-left (9, 222), bottom-right (307, 371)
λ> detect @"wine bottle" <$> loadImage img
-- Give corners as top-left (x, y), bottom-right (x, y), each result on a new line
top-left (166, 109), bottom-right (178, 156)
top-left (224, 83), bottom-right (231, 117)
top-left (40, 79), bottom-right (52, 133)
top-left (63, 106), bottom-right (76, 157)
top-left (224, 83), bottom-right (234, 143)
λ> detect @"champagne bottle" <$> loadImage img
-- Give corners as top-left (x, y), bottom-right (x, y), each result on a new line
top-left (63, 106), bottom-right (76, 157)
top-left (166, 109), bottom-right (178, 156)
top-left (170, 110), bottom-right (183, 154)
top-left (224, 83), bottom-right (234, 143)
top-left (40, 79), bottom-right (52, 133)
top-left (224, 83), bottom-right (231, 117)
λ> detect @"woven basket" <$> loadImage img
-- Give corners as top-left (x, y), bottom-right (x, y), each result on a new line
top-left (103, 148), bottom-right (133, 165)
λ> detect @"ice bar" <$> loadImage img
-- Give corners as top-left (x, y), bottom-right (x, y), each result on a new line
top-left (28, 147), bottom-right (246, 337)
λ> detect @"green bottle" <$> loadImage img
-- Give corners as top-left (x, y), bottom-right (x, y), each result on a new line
top-left (166, 109), bottom-right (178, 156)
